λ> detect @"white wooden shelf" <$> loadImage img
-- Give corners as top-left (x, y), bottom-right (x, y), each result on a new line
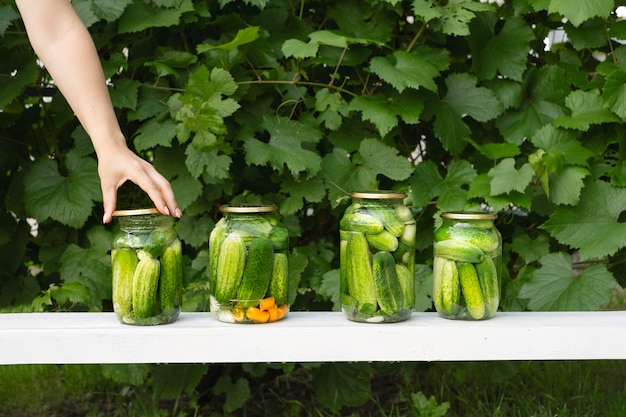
top-left (1, 311), bottom-right (625, 365)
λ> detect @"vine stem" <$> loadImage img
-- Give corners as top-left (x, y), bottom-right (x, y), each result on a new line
top-left (237, 79), bottom-right (358, 97)
top-left (406, 22), bottom-right (427, 53)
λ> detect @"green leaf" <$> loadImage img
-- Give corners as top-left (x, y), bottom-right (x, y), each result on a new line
top-left (118, 0), bottom-right (194, 33)
top-left (548, 166), bottom-right (588, 206)
top-left (553, 90), bottom-right (620, 130)
top-left (244, 116), bottom-right (322, 176)
top-left (519, 252), bottom-right (615, 310)
top-left (177, 215), bottom-right (215, 249)
top-left (282, 39), bottom-right (318, 59)
top-left (24, 152), bottom-right (101, 229)
top-left (197, 26), bottom-right (260, 53)
top-left (349, 91), bottom-right (424, 137)
top-left (442, 73), bottom-right (503, 122)
top-left (51, 282), bottom-right (91, 306)
top-left (0, 5), bottom-right (19, 37)
top-left (465, 138), bottom-right (520, 160)
top-left (603, 70), bottom-right (626, 120)
top-left (511, 233), bottom-right (551, 263)
top-left (412, 0), bottom-right (493, 36)
top-left (319, 269), bottom-right (341, 311)
top-left (59, 226), bottom-right (113, 309)
top-left (154, 364), bottom-right (208, 400)
top-left (409, 160), bottom-right (476, 211)
top-left (530, 124), bottom-right (594, 167)
top-left (0, 60), bottom-right (39, 110)
top-left (312, 363), bottom-right (372, 412)
top-left (547, 0), bottom-right (613, 27)
top-left (369, 50), bottom-right (440, 93)
top-left (110, 78), bottom-right (140, 110)
top-left (213, 376), bottom-right (251, 413)
top-left (133, 118), bottom-right (177, 151)
top-left (358, 138), bottom-right (414, 182)
top-left (468, 14), bottom-right (534, 81)
top-left (432, 73), bottom-right (503, 155)
top-left (185, 147), bottom-right (231, 182)
top-left (280, 175), bottom-right (326, 216)
top-left (488, 158), bottom-right (534, 195)
top-left (100, 364), bottom-right (151, 386)
top-left (541, 180), bottom-right (626, 261)
top-left (91, 0), bottom-right (132, 22)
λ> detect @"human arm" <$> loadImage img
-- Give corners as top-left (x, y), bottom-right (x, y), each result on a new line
top-left (15, 0), bottom-right (181, 223)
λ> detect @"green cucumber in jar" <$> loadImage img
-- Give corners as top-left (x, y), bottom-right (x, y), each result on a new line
top-left (435, 224), bottom-right (499, 253)
top-left (345, 231), bottom-right (377, 308)
top-left (237, 238), bottom-right (274, 308)
top-left (372, 251), bottom-right (404, 315)
top-left (340, 212), bottom-right (384, 234)
top-left (457, 262), bottom-right (485, 320)
top-left (159, 239), bottom-right (183, 313)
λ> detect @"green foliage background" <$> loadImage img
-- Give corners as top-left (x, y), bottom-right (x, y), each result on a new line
top-left (2, 0), bottom-right (626, 413)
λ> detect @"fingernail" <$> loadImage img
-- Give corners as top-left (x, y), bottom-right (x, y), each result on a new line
top-left (175, 208), bottom-right (183, 218)
top-left (163, 205), bottom-right (170, 216)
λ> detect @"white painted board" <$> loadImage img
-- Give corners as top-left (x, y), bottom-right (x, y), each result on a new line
top-left (1, 311), bottom-right (625, 364)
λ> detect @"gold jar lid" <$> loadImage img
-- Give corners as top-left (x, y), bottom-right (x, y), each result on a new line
top-left (350, 191), bottom-right (406, 199)
top-left (219, 204), bottom-right (276, 213)
top-left (440, 211), bottom-right (497, 220)
top-left (112, 208), bottom-right (160, 217)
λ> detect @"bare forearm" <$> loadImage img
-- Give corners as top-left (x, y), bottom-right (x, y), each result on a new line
top-left (15, 0), bottom-right (125, 154)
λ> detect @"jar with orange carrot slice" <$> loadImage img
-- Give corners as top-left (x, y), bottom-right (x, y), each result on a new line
top-left (209, 204), bottom-right (290, 323)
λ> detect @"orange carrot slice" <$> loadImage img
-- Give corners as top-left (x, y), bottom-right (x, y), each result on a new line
top-left (276, 304), bottom-right (289, 320)
top-left (268, 307), bottom-right (280, 322)
top-left (246, 307), bottom-right (270, 323)
top-left (259, 296), bottom-right (276, 311)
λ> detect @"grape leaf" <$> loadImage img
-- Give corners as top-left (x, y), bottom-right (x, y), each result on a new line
top-left (519, 252), bottom-right (615, 311)
top-left (541, 179), bottom-right (626, 260)
top-left (603, 69), bottom-right (626, 119)
top-left (530, 125), bottom-right (594, 167)
top-left (468, 14), bottom-right (534, 81)
top-left (24, 152), bottom-right (101, 229)
top-left (369, 50), bottom-right (440, 93)
top-left (432, 73), bottom-right (503, 155)
top-left (0, 5), bottom-right (19, 37)
top-left (118, 0), bottom-right (194, 33)
top-left (321, 139), bottom-right (413, 206)
top-left (197, 26), bottom-right (260, 53)
top-left (244, 116), bottom-right (322, 176)
top-left (59, 226), bottom-right (113, 309)
top-left (348, 91), bottom-right (424, 137)
top-left (548, 0), bottom-right (613, 27)
top-left (409, 160), bottom-right (476, 211)
top-left (110, 78), bottom-right (140, 110)
top-left (553, 90), bottom-right (620, 130)
top-left (279, 175), bottom-right (326, 216)
top-left (488, 158), bottom-right (534, 195)
top-left (91, 0), bottom-right (132, 22)
top-left (511, 233), bottom-right (550, 263)
top-left (412, 0), bottom-right (493, 36)
top-left (133, 117), bottom-right (177, 151)
top-left (282, 39), bottom-right (318, 58)
top-left (154, 364), bottom-right (208, 400)
top-left (465, 138), bottom-right (520, 160)
top-left (469, 173), bottom-right (533, 212)
top-left (312, 363), bottom-right (372, 412)
top-left (319, 269), bottom-right (341, 311)
top-left (547, 166), bottom-right (588, 206)
top-left (185, 146), bottom-right (231, 182)
top-left (213, 375), bottom-right (251, 412)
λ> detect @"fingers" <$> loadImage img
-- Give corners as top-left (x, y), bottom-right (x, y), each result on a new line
top-left (98, 154), bottom-right (181, 223)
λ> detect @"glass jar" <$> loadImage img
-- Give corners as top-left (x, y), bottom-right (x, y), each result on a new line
top-left (433, 211), bottom-right (501, 320)
top-left (111, 208), bottom-right (182, 325)
top-left (339, 191), bottom-right (416, 323)
top-left (209, 204), bottom-right (289, 323)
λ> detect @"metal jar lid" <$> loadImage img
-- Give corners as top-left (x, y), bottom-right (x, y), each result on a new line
top-left (219, 204), bottom-right (276, 213)
top-left (350, 191), bottom-right (406, 199)
top-left (112, 208), bottom-right (160, 217)
top-left (440, 211), bottom-right (497, 220)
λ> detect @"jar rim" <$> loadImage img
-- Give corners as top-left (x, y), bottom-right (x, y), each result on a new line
top-left (112, 208), bottom-right (160, 217)
top-left (440, 211), bottom-right (497, 220)
top-left (219, 204), bottom-right (276, 213)
top-left (350, 190), bottom-right (406, 199)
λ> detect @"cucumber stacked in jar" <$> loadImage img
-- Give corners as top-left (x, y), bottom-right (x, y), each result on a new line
top-left (433, 212), bottom-right (501, 320)
top-left (111, 209), bottom-right (183, 325)
top-left (209, 205), bottom-right (289, 324)
top-left (340, 191), bottom-right (416, 323)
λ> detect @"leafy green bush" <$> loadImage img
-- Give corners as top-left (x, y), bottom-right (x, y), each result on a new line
top-left (2, 0), bottom-right (626, 412)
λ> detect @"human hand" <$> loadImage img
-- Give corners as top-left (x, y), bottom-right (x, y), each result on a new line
top-left (98, 147), bottom-right (181, 224)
